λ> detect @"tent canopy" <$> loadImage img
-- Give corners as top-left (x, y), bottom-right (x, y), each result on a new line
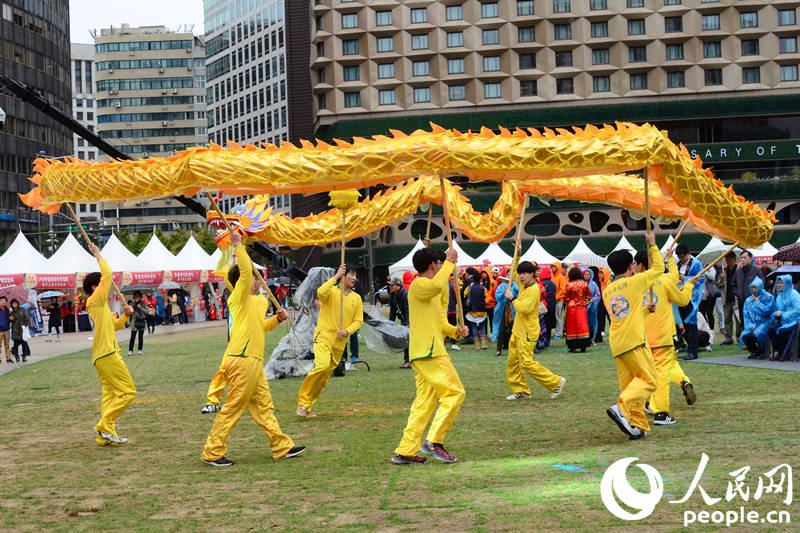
top-left (388, 239), bottom-right (425, 276)
top-left (172, 236), bottom-right (216, 270)
top-left (452, 240), bottom-right (478, 266)
top-left (747, 241), bottom-right (778, 264)
top-left (611, 235), bottom-right (635, 253)
top-left (564, 237), bottom-right (608, 268)
top-left (138, 234), bottom-right (179, 270)
top-left (0, 232), bottom-right (50, 274)
top-left (696, 236), bottom-right (740, 265)
top-left (520, 238), bottom-right (559, 265)
top-left (473, 242), bottom-right (513, 267)
top-left (101, 234), bottom-right (161, 272)
top-left (660, 235), bottom-right (675, 255)
top-left (45, 233), bottom-right (98, 274)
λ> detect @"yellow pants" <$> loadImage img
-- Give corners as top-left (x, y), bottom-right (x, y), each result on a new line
top-left (94, 351), bottom-right (136, 442)
top-left (650, 346), bottom-right (691, 415)
top-left (507, 335), bottom-right (562, 394)
top-left (202, 356), bottom-right (294, 461)
top-left (206, 367), bottom-right (226, 405)
top-left (614, 346), bottom-right (657, 433)
top-left (297, 342), bottom-right (344, 411)
top-left (394, 355), bottom-right (466, 456)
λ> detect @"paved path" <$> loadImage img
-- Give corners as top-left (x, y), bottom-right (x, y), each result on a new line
top-left (685, 353), bottom-right (800, 372)
top-left (0, 321), bottom-right (226, 376)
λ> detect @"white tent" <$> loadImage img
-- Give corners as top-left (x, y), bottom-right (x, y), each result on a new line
top-left (473, 242), bottom-right (513, 267)
top-left (45, 233), bottom-right (98, 274)
top-left (747, 241), bottom-right (778, 264)
top-left (101, 234), bottom-right (161, 273)
top-left (138, 234), bottom-right (179, 270)
top-left (610, 235), bottom-right (636, 253)
top-left (0, 232), bottom-right (50, 274)
top-left (388, 239), bottom-right (425, 276)
top-left (564, 237), bottom-right (608, 268)
top-left (172, 236), bottom-right (216, 270)
top-left (660, 235), bottom-right (675, 255)
top-left (452, 240), bottom-right (478, 266)
top-left (520, 238), bottom-right (559, 265)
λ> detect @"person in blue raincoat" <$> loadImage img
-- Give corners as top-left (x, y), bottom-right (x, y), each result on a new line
top-left (767, 274), bottom-right (800, 360)
top-left (492, 272), bottom-right (519, 357)
top-left (582, 268), bottom-right (601, 342)
top-left (739, 277), bottom-right (776, 359)
top-left (675, 244), bottom-right (705, 360)
top-left (155, 292), bottom-right (166, 325)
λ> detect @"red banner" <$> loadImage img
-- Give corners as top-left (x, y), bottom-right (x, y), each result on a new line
top-left (0, 274), bottom-right (24, 286)
top-left (25, 273), bottom-right (76, 289)
top-left (122, 271), bottom-right (164, 286)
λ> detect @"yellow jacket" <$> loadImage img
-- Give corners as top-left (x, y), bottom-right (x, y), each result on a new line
top-left (409, 261), bottom-right (459, 361)
top-left (87, 259), bottom-right (129, 364)
top-left (510, 259), bottom-right (541, 342)
top-left (313, 275), bottom-right (363, 351)
top-left (644, 257), bottom-right (695, 349)
top-left (602, 245), bottom-right (664, 357)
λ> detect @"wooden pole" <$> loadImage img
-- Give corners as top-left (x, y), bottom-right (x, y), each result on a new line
top-left (339, 212), bottom-right (346, 329)
top-left (644, 168), bottom-right (654, 302)
top-left (439, 174), bottom-right (464, 328)
top-left (509, 193), bottom-right (529, 280)
top-left (696, 243), bottom-right (740, 279)
top-left (425, 202), bottom-right (433, 245)
top-left (65, 202), bottom-right (125, 303)
top-left (667, 218), bottom-right (691, 254)
top-left (204, 192), bottom-right (282, 311)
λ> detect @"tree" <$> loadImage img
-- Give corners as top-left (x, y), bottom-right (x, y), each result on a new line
top-left (192, 225), bottom-right (219, 254)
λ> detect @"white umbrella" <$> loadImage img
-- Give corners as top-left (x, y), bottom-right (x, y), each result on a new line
top-left (473, 242), bottom-right (513, 267)
top-left (520, 238), bottom-right (559, 265)
top-left (696, 237), bottom-right (740, 265)
top-left (564, 237), bottom-right (608, 268)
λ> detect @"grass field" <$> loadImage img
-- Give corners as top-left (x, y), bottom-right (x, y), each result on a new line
top-left (0, 324), bottom-right (797, 532)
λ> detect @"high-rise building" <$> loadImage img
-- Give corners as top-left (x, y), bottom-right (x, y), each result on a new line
top-left (0, 0), bottom-right (73, 245)
top-left (289, 0), bottom-right (800, 269)
top-left (93, 24), bottom-right (209, 232)
top-left (203, 0), bottom-right (291, 216)
top-left (70, 43), bottom-right (101, 223)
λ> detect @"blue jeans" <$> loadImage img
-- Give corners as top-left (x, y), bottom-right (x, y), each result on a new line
top-left (342, 330), bottom-right (359, 361)
top-left (468, 320), bottom-right (487, 339)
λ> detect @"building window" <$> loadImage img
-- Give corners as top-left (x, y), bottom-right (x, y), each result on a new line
top-left (411, 34), bottom-right (429, 49)
top-left (664, 0), bottom-right (681, 5)
top-left (591, 21), bottom-right (608, 38)
top-left (342, 13), bottom-right (357, 29)
top-left (377, 37), bottom-right (393, 52)
top-left (553, 0), bottom-right (570, 13)
top-left (378, 89), bottom-right (395, 105)
top-left (344, 91), bottom-right (360, 107)
top-left (482, 29), bottom-right (500, 45)
top-left (317, 42), bottom-right (325, 56)
top-left (627, 0), bottom-right (644, 6)
top-left (630, 73), bottom-right (648, 89)
top-left (517, 1), bottom-right (534, 16)
top-left (780, 37), bottom-right (798, 54)
top-left (518, 27), bottom-right (535, 42)
top-left (484, 82), bottom-right (501, 98)
top-left (741, 39), bottom-right (759, 56)
top-left (665, 16), bottom-right (682, 33)
top-left (665, 43), bottom-right (684, 60)
top-left (520, 80), bottom-right (537, 96)
top-left (449, 85), bottom-right (466, 100)
top-left (519, 53), bottom-right (536, 69)
top-left (667, 71), bottom-right (685, 88)
top-left (448, 58), bottom-right (465, 74)
top-left (555, 50), bottom-right (573, 67)
top-left (740, 12), bottom-right (758, 28)
top-left (378, 63), bottom-right (395, 78)
top-left (376, 10), bottom-right (392, 26)
top-left (593, 75), bottom-right (610, 92)
top-left (446, 5), bottom-right (463, 21)
top-left (702, 14), bottom-right (720, 31)
top-left (316, 15), bottom-right (324, 31)
top-left (447, 32), bottom-right (464, 47)
top-left (482, 2), bottom-right (499, 18)
top-left (342, 39), bottom-right (359, 55)
top-left (590, 0), bottom-right (607, 9)
top-left (629, 46), bottom-right (647, 62)
top-left (410, 8), bottom-right (427, 24)
top-left (556, 78), bottom-right (574, 94)
top-left (77, 138), bottom-right (84, 146)
top-left (412, 60), bottom-right (430, 76)
top-left (343, 65), bottom-right (359, 81)
top-left (628, 19), bottom-right (645, 35)
top-left (317, 68), bottom-right (326, 83)
top-left (413, 87), bottom-right (431, 103)
top-left (704, 69), bottom-right (723, 85)
top-left (703, 41), bottom-right (721, 58)
top-left (780, 65), bottom-right (799, 81)
top-left (484, 56), bottom-right (501, 71)
top-left (554, 24), bottom-right (572, 40)
top-left (779, 10), bottom-right (796, 26)
top-left (592, 48), bottom-right (610, 64)
top-left (742, 66), bottom-right (760, 84)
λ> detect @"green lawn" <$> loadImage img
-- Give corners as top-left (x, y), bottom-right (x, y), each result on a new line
top-left (0, 325), bottom-right (797, 532)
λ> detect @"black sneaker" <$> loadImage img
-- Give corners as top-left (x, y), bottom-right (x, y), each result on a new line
top-left (203, 457), bottom-right (234, 467)
top-left (280, 446), bottom-right (306, 459)
top-left (654, 412), bottom-right (677, 425)
top-left (391, 453), bottom-right (427, 465)
top-left (682, 354), bottom-right (698, 361)
top-left (200, 404), bottom-right (221, 414)
top-left (681, 381), bottom-right (696, 405)
top-left (420, 441), bottom-right (457, 463)
top-left (629, 427), bottom-right (648, 440)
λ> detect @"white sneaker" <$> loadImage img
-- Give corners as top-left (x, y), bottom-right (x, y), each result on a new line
top-left (95, 430), bottom-right (125, 444)
top-left (629, 427), bottom-right (648, 440)
top-left (506, 392), bottom-right (531, 400)
top-left (128, 350), bottom-right (133, 357)
top-left (550, 377), bottom-right (566, 399)
top-left (450, 344), bottom-right (461, 351)
top-left (606, 404), bottom-right (634, 436)
top-left (296, 405), bottom-right (316, 418)
top-left (138, 350), bottom-right (143, 356)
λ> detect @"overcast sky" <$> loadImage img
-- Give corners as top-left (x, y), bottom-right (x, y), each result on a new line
top-left (69, 0), bottom-right (206, 43)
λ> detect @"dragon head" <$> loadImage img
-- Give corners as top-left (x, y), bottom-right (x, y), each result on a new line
top-left (206, 194), bottom-right (274, 248)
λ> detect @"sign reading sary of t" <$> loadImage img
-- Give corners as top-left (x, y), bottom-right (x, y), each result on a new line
top-left (688, 140), bottom-right (800, 162)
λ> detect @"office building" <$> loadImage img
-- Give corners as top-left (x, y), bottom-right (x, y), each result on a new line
top-left (69, 43), bottom-right (101, 223)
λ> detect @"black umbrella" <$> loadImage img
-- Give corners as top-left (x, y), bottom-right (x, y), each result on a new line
top-left (767, 265), bottom-right (800, 283)
top-left (773, 243), bottom-right (800, 262)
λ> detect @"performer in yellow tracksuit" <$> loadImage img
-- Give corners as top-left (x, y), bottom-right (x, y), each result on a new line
top-left (603, 234), bottom-right (663, 440)
top-left (85, 243), bottom-right (135, 446)
top-left (201, 275), bottom-right (240, 414)
top-left (392, 247), bottom-right (469, 464)
top-left (296, 264), bottom-right (363, 417)
top-left (202, 232), bottom-right (303, 466)
top-left (635, 252), bottom-right (696, 425)
top-left (505, 249), bottom-right (565, 400)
